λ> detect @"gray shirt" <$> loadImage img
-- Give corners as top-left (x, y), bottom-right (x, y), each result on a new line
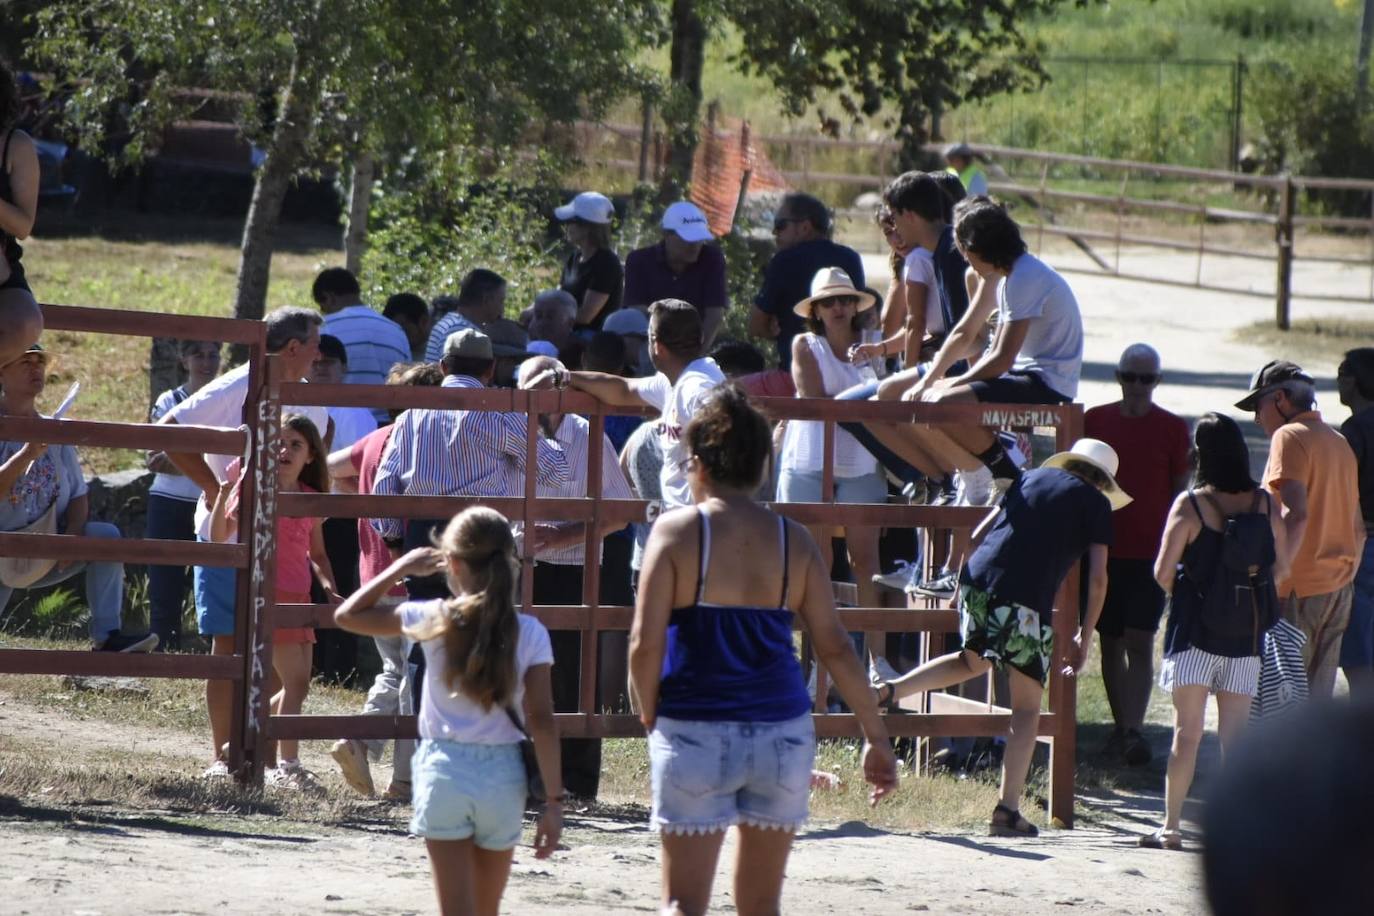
top-left (998, 252), bottom-right (1083, 400)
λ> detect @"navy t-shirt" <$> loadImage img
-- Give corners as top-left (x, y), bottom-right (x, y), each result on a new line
top-left (754, 239), bottom-right (865, 369)
top-left (1341, 408), bottom-right (1374, 524)
top-left (932, 225), bottom-right (970, 331)
top-left (962, 467), bottom-right (1113, 614)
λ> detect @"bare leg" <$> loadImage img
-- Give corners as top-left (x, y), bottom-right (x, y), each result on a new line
top-left (471, 846), bottom-right (516, 916)
top-left (272, 641), bottom-right (313, 761)
top-left (846, 526), bottom-right (882, 613)
top-left (264, 655), bottom-right (282, 768)
top-left (661, 830), bottom-right (728, 916)
top-left (1098, 632), bottom-right (1128, 728)
top-left (208, 635), bottom-right (235, 762)
top-left (1162, 684), bottom-right (1208, 832)
top-left (912, 425), bottom-right (984, 473)
top-left (425, 838), bottom-right (476, 916)
top-left (889, 648), bottom-right (992, 701)
top-left (861, 422), bottom-right (951, 477)
top-left (1214, 690), bottom-right (1252, 760)
top-left (733, 825), bottom-right (796, 916)
top-left (920, 384), bottom-right (996, 465)
top-left (1120, 627), bottom-right (1157, 732)
top-left (998, 668), bottom-right (1044, 810)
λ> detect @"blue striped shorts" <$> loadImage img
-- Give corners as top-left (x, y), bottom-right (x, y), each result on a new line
top-left (1159, 648), bottom-right (1260, 697)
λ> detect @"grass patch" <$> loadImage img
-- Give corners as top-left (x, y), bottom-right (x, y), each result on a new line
top-left (22, 217), bottom-right (341, 477)
top-left (1234, 316), bottom-right (1374, 369)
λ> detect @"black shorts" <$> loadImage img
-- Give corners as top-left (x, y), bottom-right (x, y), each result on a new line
top-left (0, 259), bottom-right (29, 294)
top-left (1091, 557), bottom-right (1167, 637)
top-left (967, 370), bottom-right (1071, 405)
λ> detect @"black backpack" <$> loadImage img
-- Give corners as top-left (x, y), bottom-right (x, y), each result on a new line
top-left (1181, 490), bottom-right (1280, 657)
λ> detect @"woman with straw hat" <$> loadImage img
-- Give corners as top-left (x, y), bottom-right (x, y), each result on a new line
top-left (778, 267), bottom-right (890, 676)
top-left (874, 438), bottom-right (1128, 837)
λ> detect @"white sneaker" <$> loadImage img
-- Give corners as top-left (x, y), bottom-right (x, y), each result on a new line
top-left (330, 738), bottom-right (375, 796)
top-left (872, 559), bottom-right (917, 591)
top-left (869, 656), bottom-right (901, 684)
top-left (201, 759), bottom-right (231, 780)
top-left (266, 760), bottom-right (322, 792)
top-left (956, 466), bottom-right (993, 506)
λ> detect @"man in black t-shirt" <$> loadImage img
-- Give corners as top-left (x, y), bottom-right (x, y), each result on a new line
top-left (748, 192), bottom-right (865, 369)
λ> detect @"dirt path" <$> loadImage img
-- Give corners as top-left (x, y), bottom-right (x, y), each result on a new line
top-left (1, 689), bottom-right (1205, 915)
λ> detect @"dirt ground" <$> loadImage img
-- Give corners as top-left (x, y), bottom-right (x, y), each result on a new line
top-left (0, 687), bottom-right (1206, 916)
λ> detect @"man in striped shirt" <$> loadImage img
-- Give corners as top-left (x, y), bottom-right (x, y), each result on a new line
top-left (423, 268), bottom-right (508, 364)
top-left (517, 355), bottom-right (635, 800)
top-left (313, 268), bottom-right (411, 421)
top-left (371, 329), bottom-right (570, 580)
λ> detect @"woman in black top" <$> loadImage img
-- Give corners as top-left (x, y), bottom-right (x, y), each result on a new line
top-left (1144, 412), bottom-right (1287, 850)
top-left (0, 59), bottom-right (42, 368)
top-left (555, 191), bottom-right (623, 332)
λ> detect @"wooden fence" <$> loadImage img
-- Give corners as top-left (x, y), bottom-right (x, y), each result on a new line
top-left (1, 304), bottom-right (1085, 826)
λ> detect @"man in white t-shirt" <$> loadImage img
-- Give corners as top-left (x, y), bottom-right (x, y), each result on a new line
top-left (548, 298), bottom-right (724, 510)
top-left (159, 306), bottom-right (333, 777)
top-left (898, 198), bottom-right (1083, 503)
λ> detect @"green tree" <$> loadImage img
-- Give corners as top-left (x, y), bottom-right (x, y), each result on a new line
top-left (660, 0), bottom-right (1097, 185)
top-left (29, 0), bottom-right (659, 323)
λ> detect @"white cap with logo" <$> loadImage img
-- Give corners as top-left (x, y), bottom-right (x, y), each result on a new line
top-left (661, 201), bottom-right (714, 243)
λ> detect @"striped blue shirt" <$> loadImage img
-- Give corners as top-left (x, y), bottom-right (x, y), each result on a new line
top-left (519, 413), bottom-right (634, 566)
top-left (424, 311), bottom-right (481, 364)
top-left (322, 304), bottom-right (413, 386)
top-left (371, 376), bottom-right (570, 539)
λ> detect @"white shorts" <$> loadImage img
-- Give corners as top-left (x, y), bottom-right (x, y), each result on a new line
top-left (1159, 648), bottom-right (1260, 697)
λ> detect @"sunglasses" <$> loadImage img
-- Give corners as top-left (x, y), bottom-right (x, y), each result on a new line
top-left (772, 217), bottom-right (801, 233)
top-left (1117, 371), bottom-right (1159, 385)
top-left (816, 296), bottom-right (858, 310)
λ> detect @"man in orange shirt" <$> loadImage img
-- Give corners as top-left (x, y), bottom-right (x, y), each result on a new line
top-left (1238, 360), bottom-right (1365, 698)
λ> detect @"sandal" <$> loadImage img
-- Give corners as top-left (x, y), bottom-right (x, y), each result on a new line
top-left (873, 681), bottom-right (897, 710)
top-left (989, 803), bottom-right (1039, 838)
top-left (1138, 827), bottom-right (1184, 850)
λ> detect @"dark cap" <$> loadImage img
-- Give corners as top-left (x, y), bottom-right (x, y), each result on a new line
top-left (1235, 359), bottom-right (1313, 411)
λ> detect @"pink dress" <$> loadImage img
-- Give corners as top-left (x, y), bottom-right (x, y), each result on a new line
top-left (225, 460), bottom-right (319, 645)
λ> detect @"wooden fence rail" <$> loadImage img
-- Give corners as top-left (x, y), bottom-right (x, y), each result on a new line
top-left (2, 305), bottom-right (1085, 826)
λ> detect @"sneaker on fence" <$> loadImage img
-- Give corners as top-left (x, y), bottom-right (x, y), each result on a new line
top-left (330, 738), bottom-right (375, 796)
top-left (201, 759), bottom-right (231, 780)
top-left (913, 570), bottom-right (959, 600)
top-left (869, 655), bottom-right (902, 685)
top-left (930, 477), bottom-right (959, 506)
top-left (955, 466), bottom-right (993, 506)
top-left (872, 559), bottom-right (918, 591)
top-left (94, 630), bottom-right (159, 653)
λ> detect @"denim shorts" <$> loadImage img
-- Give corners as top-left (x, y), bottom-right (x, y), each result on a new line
top-left (777, 469), bottom-right (888, 505)
top-left (410, 739), bottom-right (527, 848)
top-left (649, 713), bottom-right (815, 835)
top-left (193, 549), bottom-right (237, 637)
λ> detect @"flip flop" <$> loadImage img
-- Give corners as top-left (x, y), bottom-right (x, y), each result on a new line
top-left (1138, 828), bottom-right (1184, 850)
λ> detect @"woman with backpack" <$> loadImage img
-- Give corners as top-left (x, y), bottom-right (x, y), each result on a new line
top-left (1142, 412), bottom-right (1288, 850)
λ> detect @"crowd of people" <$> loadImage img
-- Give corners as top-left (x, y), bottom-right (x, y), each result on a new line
top-left (3, 81), bottom-right (1373, 910)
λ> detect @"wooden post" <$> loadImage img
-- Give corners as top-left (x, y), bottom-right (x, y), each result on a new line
top-left (581, 407), bottom-right (606, 728)
top-left (1275, 176), bottom-right (1295, 331)
top-left (237, 353), bottom-right (282, 787)
top-left (1047, 405), bottom-right (1083, 828)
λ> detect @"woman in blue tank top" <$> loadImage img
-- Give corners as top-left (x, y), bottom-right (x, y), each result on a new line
top-left (0, 60), bottom-right (42, 369)
top-left (630, 383), bottom-right (898, 916)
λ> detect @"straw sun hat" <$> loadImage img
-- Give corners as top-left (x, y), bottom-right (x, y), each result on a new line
top-left (793, 267), bottom-right (877, 318)
top-left (1041, 438), bottom-right (1133, 511)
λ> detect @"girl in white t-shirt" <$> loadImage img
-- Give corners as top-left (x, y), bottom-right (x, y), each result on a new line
top-left (335, 507), bottom-right (563, 914)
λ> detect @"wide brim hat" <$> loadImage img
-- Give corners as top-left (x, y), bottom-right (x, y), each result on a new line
top-left (1041, 437), bottom-right (1133, 511)
top-left (793, 267), bottom-right (877, 318)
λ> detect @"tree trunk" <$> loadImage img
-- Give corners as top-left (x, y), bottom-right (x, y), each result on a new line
top-left (230, 47), bottom-right (324, 333)
top-left (664, 0), bottom-right (706, 194)
top-left (343, 152), bottom-right (374, 274)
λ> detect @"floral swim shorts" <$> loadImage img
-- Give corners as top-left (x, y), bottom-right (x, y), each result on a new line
top-left (958, 584), bottom-right (1055, 686)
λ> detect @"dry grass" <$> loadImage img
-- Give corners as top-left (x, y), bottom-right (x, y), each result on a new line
top-left (1236, 316), bottom-right (1374, 369)
top-left (22, 218), bottom-right (341, 476)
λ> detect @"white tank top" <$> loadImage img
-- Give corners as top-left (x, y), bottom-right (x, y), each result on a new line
top-left (780, 333), bottom-right (879, 478)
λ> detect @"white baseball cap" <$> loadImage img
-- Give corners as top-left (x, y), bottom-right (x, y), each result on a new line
top-left (555, 191), bottom-right (615, 225)
top-left (662, 201), bottom-right (714, 243)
